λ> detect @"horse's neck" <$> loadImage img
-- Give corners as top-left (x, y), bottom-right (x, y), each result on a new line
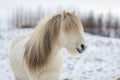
top-left (49, 44), bottom-right (62, 61)
top-left (47, 44), bottom-right (63, 71)
top-left (44, 34), bottom-right (63, 70)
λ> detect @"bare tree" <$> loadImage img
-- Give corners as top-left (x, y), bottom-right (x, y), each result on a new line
top-left (114, 18), bottom-right (120, 37)
top-left (105, 13), bottom-right (113, 37)
top-left (84, 11), bottom-right (96, 34)
top-left (97, 14), bottom-right (103, 35)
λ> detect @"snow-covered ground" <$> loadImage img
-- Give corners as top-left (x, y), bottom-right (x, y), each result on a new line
top-left (0, 0), bottom-right (120, 79)
top-left (0, 27), bottom-right (120, 80)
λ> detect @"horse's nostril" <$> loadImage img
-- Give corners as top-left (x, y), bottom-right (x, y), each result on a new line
top-left (81, 44), bottom-right (86, 50)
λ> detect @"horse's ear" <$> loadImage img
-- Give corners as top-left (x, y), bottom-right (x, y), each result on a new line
top-left (63, 10), bottom-right (67, 19)
top-left (72, 11), bottom-right (76, 14)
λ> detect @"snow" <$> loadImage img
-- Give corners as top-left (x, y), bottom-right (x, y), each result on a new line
top-left (62, 34), bottom-right (120, 80)
top-left (0, 0), bottom-right (120, 79)
top-left (0, 27), bottom-right (120, 80)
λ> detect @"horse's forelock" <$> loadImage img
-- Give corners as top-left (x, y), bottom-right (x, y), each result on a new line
top-left (62, 12), bottom-right (83, 33)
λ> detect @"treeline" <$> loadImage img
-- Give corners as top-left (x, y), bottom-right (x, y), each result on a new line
top-left (10, 6), bottom-right (44, 28)
top-left (80, 11), bottom-right (120, 38)
top-left (9, 6), bottom-right (120, 38)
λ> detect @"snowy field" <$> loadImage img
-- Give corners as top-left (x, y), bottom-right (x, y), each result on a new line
top-left (0, 27), bottom-right (120, 80)
top-left (0, 0), bottom-right (120, 80)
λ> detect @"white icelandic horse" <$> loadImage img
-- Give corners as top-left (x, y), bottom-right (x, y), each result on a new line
top-left (10, 11), bottom-right (87, 80)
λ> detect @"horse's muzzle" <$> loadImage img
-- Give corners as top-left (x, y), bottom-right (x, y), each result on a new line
top-left (76, 44), bottom-right (87, 53)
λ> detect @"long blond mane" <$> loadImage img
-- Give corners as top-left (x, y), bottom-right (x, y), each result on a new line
top-left (24, 11), bottom-right (83, 72)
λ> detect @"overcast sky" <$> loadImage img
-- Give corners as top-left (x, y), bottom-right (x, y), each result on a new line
top-left (0, 0), bottom-right (120, 19)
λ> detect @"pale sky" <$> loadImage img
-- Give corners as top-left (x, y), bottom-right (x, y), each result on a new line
top-left (0, 0), bottom-right (120, 19)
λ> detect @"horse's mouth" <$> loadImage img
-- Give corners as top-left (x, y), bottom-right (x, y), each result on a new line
top-left (76, 48), bottom-right (83, 53)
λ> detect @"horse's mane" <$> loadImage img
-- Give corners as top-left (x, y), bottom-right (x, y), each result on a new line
top-left (24, 11), bottom-right (83, 72)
